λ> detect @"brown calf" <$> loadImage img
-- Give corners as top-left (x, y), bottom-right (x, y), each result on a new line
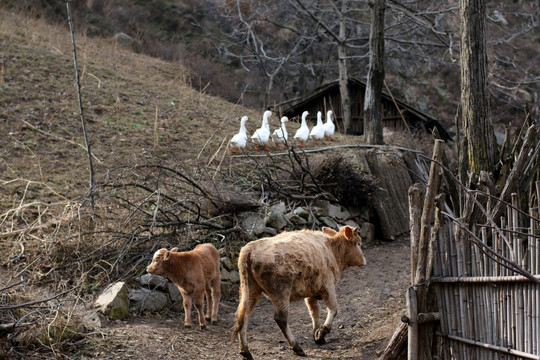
top-left (231, 225), bottom-right (366, 359)
top-left (146, 243), bottom-right (221, 329)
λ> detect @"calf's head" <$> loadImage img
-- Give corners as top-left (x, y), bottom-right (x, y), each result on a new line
top-left (323, 225), bottom-right (367, 267)
top-left (146, 248), bottom-right (175, 275)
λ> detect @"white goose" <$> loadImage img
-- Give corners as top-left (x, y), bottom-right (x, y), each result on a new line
top-left (272, 116), bottom-right (289, 150)
top-left (309, 111), bottom-right (325, 144)
top-left (293, 111), bottom-right (310, 148)
top-left (230, 115), bottom-right (249, 154)
top-left (251, 110), bottom-right (273, 151)
top-left (323, 110), bottom-right (335, 141)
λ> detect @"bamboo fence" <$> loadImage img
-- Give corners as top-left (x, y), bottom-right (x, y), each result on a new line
top-left (431, 184), bottom-right (540, 359)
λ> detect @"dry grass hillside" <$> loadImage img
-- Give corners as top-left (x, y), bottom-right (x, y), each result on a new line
top-left (0, 10), bottom-right (263, 210)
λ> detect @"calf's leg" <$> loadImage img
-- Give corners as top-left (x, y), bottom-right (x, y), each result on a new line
top-left (204, 282), bottom-right (213, 322)
top-left (193, 288), bottom-right (207, 330)
top-left (210, 277), bottom-right (221, 324)
top-left (272, 300), bottom-right (305, 356)
top-left (178, 289), bottom-right (193, 328)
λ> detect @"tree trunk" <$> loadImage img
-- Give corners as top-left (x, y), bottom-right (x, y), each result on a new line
top-left (459, 0), bottom-right (496, 175)
top-left (338, 0), bottom-right (352, 132)
top-left (363, 0), bottom-right (385, 145)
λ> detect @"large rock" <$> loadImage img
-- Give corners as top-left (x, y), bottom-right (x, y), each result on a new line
top-left (138, 274), bottom-right (168, 291)
top-left (269, 201), bottom-right (287, 214)
top-left (95, 282), bottom-right (129, 320)
top-left (265, 210), bottom-right (289, 230)
top-left (242, 213), bottom-right (266, 236)
top-left (319, 216), bottom-right (339, 229)
top-left (129, 288), bottom-right (170, 313)
top-left (113, 32), bottom-right (140, 52)
top-left (362, 150), bottom-right (412, 240)
top-left (293, 207), bottom-right (310, 220)
top-left (359, 221), bottom-right (376, 245)
top-left (167, 282), bottom-right (181, 302)
top-left (286, 213), bottom-right (307, 226)
top-left (220, 256), bottom-right (235, 271)
top-left (313, 200), bottom-right (351, 220)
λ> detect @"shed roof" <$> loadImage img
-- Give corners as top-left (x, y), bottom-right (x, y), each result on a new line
top-left (274, 77), bottom-right (452, 141)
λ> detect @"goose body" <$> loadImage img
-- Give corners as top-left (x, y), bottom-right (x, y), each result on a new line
top-left (272, 116), bottom-right (289, 149)
top-left (310, 111), bottom-right (325, 143)
top-left (230, 116), bottom-right (249, 154)
top-left (251, 110), bottom-right (273, 151)
top-left (293, 111), bottom-right (310, 147)
top-left (323, 110), bottom-right (335, 140)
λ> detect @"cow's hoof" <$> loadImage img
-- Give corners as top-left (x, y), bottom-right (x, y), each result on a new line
top-left (205, 316), bottom-right (211, 321)
top-left (240, 350), bottom-right (254, 360)
top-left (211, 320), bottom-right (218, 325)
top-left (314, 326), bottom-right (330, 344)
top-left (184, 324), bottom-right (192, 329)
top-left (292, 343), bottom-right (306, 356)
top-left (199, 324), bottom-right (207, 330)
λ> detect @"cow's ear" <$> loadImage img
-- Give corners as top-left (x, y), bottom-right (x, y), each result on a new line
top-left (163, 251), bottom-right (170, 261)
top-left (344, 226), bottom-right (353, 239)
top-left (322, 227), bottom-right (337, 236)
top-left (170, 247), bottom-right (178, 253)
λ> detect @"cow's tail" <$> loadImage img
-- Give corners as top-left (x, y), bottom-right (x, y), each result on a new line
top-left (230, 251), bottom-right (251, 344)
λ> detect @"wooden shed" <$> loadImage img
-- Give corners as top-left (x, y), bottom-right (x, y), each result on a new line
top-left (274, 77), bottom-right (452, 141)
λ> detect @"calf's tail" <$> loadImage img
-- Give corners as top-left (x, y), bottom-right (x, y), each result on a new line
top-left (230, 251), bottom-right (251, 344)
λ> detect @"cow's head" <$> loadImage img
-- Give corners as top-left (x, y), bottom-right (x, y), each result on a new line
top-left (146, 248), bottom-right (171, 275)
top-left (323, 225), bottom-right (366, 267)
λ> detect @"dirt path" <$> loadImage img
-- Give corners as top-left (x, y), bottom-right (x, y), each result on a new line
top-left (93, 237), bottom-right (410, 360)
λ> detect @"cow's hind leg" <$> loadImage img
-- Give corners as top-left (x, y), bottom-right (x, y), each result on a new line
top-left (238, 286), bottom-right (262, 360)
top-left (272, 300), bottom-right (306, 356)
top-left (314, 291), bottom-right (338, 344)
top-left (204, 282), bottom-right (213, 322)
top-left (305, 297), bottom-right (321, 341)
top-left (210, 277), bottom-right (220, 324)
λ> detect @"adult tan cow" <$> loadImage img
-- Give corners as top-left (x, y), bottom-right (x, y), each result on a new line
top-left (146, 243), bottom-right (221, 329)
top-left (231, 225), bottom-right (366, 359)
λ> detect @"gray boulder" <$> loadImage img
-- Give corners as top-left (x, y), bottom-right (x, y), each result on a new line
top-left (269, 201), bottom-right (287, 214)
top-left (319, 216), bottom-right (339, 229)
top-left (95, 282), bottom-right (129, 320)
top-left (167, 282), bottom-right (182, 302)
top-left (220, 256), bottom-right (235, 271)
top-left (359, 222), bottom-right (376, 245)
top-left (242, 213), bottom-right (266, 236)
top-left (138, 274), bottom-right (168, 291)
top-left (293, 207), bottom-right (310, 220)
top-left (265, 210), bottom-right (289, 230)
top-left (313, 200), bottom-right (351, 220)
top-left (129, 288), bottom-right (170, 313)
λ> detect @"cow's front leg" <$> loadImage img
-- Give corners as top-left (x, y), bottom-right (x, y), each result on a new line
top-left (305, 297), bottom-right (320, 339)
top-left (179, 288), bottom-right (193, 328)
top-left (273, 301), bottom-right (306, 356)
top-left (314, 291), bottom-right (338, 344)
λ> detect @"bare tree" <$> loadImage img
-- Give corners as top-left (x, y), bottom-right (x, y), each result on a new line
top-left (363, 0), bottom-right (386, 145)
top-left (459, 0), bottom-right (496, 177)
top-left (291, 0), bottom-right (371, 131)
top-left (216, 0), bottom-right (317, 109)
